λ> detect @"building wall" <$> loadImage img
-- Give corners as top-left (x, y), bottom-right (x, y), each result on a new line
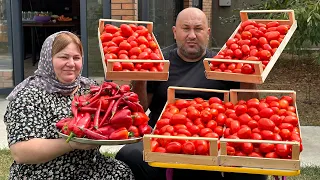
top-left (111, 0), bottom-right (138, 20)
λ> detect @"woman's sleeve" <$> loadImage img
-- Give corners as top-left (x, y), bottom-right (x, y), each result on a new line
top-left (4, 93), bottom-right (49, 146)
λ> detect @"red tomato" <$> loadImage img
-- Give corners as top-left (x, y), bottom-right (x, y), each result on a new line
top-left (265, 152), bottom-right (279, 158)
top-left (241, 31), bottom-right (253, 39)
top-left (276, 25), bottom-right (289, 35)
top-left (279, 129), bottom-right (292, 140)
top-left (278, 123), bottom-right (294, 132)
top-left (227, 146), bottom-right (236, 155)
top-left (226, 38), bottom-right (237, 47)
top-left (166, 142), bottom-right (182, 154)
top-left (230, 120), bottom-right (240, 134)
top-left (194, 140), bottom-right (209, 155)
top-left (241, 142), bottom-right (253, 154)
top-left (265, 31), bottom-right (280, 41)
top-left (266, 21), bottom-right (280, 28)
top-left (251, 132), bottom-right (262, 140)
top-left (112, 62), bottom-right (122, 71)
top-left (138, 52), bottom-right (150, 59)
top-left (170, 114), bottom-right (187, 125)
top-left (238, 113), bottom-right (253, 125)
top-left (235, 104), bottom-right (247, 116)
top-left (129, 47), bottom-right (142, 56)
top-left (241, 64), bottom-right (254, 74)
top-left (206, 120), bottom-right (217, 131)
top-left (275, 144), bottom-right (290, 157)
top-left (281, 96), bottom-right (293, 105)
top-left (100, 33), bottom-right (113, 42)
top-left (216, 113), bottom-right (227, 126)
top-left (237, 127), bottom-right (252, 139)
top-left (120, 24), bottom-right (133, 37)
top-left (182, 141), bottom-right (196, 155)
top-left (156, 118), bottom-right (170, 129)
top-left (176, 128), bottom-right (192, 136)
top-left (104, 24), bottom-right (119, 34)
top-left (149, 41), bottom-right (158, 50)
top-left (282, 116), bottom-right (298, 127)
top-left (187, 109), bottom-right (200, 120)
top-left (187, 125), bottom-right (200, 135)
top-left (248, 152), bottom-right (263, 158)
top-left (260, 130), bottom-right (275, 140)
top-left (154, 147), bottom-right (166, 153)
top-left (259, 50), bottom-right (271, 60)
top-left (214, 126), bottom-right (224, 137)
top-left (258, 118), bottom-right (275, 131)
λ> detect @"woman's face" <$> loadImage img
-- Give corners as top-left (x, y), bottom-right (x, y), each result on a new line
top-left (52, 42), bottom-right (82, 84)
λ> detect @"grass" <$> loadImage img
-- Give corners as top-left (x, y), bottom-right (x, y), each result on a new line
top-left (0, 148), bottom-right (319, 179)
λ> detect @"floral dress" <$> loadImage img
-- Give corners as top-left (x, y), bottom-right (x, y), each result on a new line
top-left (4, 85), bottom-right (135, 180)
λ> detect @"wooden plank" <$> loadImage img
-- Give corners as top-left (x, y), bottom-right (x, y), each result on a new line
top-left (105, 71), bottom-right (169, 81)
top-left (144, 152), bottom-right (218, 166)
top-left (99, 18), bottom-right (153, 25)
top-left (167, 86), bottom-right (230, 94)
top-left (144, 134), bottom-right (218, 141)
top-left (220, 138), bottom-right (300, 145)
top-left (220, 156), bottom-right (300, 170)
top-left (167, 87), bottom-right (176, 104)
top-left (230, 89), bottom-right (296, 94)
top-left (205, 71), bottom-right (263, 84)
top-left (240, 9), bottom-right (294, 13)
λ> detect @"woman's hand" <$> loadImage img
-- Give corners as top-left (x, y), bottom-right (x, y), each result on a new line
top-left (69, 141), bottom-right (99, 151)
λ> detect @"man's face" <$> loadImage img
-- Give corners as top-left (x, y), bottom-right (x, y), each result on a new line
top-left (173, 13), bottom-right (210, 60)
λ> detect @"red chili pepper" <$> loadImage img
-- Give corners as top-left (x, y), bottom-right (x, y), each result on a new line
top-left (90, 85), bottom-right (101, 94)
top-left (93, 100), bottom-right (102, 129)
top-left (124, 100), bottom-right (138, 112)
top-left (56, 117), bottom-right (72, 129)
top-left (123, 92), bottom-right (139, 102)
top-left (138, 124), bottom-right (152, 136)
top-left (109, 127), bottom-right (129, 140)
top-left (80, 127), bottom-right (109, 140)
top-left (78, 107), bottom-right (104, 113)
top-left (96, 125), bottom-right (115, 136)
top-left (109, 109), bottom-right (133, 129)
top-left (99, 99), bottom-right (115, 127)
top-left (104, 94), bottom-right (122, 101)
top-left (120, 84), bottom-right (131, 94)
top-left (133, 102), bottom-right (144, 113)
top-left (128, 125), bottom-right (140, 137)
top-left (78, 94), bottom-right (92, 103)
top-left (73, 112), bottom-right (92, 137)
top-left (85, 98), bottom-right (99, 108)
top-left (110, 97), bottom-right (124, 118)
top-left (82, 87), bottom-right (103, 106)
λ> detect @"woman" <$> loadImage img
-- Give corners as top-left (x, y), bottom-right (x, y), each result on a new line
top-left (4, 31), bottom-right (134, 180)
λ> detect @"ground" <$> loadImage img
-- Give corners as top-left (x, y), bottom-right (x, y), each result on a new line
top-left (257, 52), bottom-right (320, 126)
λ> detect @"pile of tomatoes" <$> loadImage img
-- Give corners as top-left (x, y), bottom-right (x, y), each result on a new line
top-left (100, 23), bottom-right (164, 72)
top-left (210, 20), bottom-right (290, 74)
top-left (150, 95), bottom-right (303, 159)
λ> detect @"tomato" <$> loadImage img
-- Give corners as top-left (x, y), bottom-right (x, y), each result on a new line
top-left (112, 62), bottom-right (122, 71)
top-left (209, 97), bottom-right (223, 104)
top-left (268, 114), bottom-right (281, 126)
top-left (259, 143), bottom-right (275, 153)
top-left (112, 36), bottom-right (124, 45)
top-left (100, 33), bottom-right (113, 42)
top-left (166, 142), bottom-right (182, 154)
top-left (157, 132), bottom-right (171, 147)
top-left (121, 62), bottom-right (134, 71)
top-left (241, 64), bottom-right (254, 74)
top-left (225, 109), bottom-right (236, 117)
top-left (247, 120), bottom-right (258, 129)
top-left (276, 25), bottom-right (289, 35)
top-left (241, 31), bottom-right (253, 39)
top-left (235, 104), bottom-right (247, 116)
top-left (175, 99), bottom-right (189, 110)
top-left (282, 116), bottom-right (298, 127)
top-left (241, 142), bottom-right (253, 154)
top-left (159, 125), bottom-right (174, 135)
top-left (129, 41), bottom-right (138, 48)
top-left (206, 120), bottom-right (217, 131)
top-left (249, 49), bottom-right (259, 57)
top-left (188, 125), bottom-right (200, 135)
top-left (279, 129), bottom-right (291, 140)
top-left (182, 141), bottom-right (196, 155)
top-left (120, 24), bottom-right (133, 37)
top-left (227, 146), bottom-right (236, 155)
top-left (194, 140), bottom-right (209, 155)
top-left (176, 128), bottom-right (192, 136)
top-left (205, 132), bottom-right (219, 138)
top-left (270, 40), bottom-right (280, 48)
top-left (170, 114), bottom-right (187, 125)
top-left (241, 20), bottom-right (256, 28)
top-left (137, 52), bottom-right (149, 60)
top-left (230, 120), bottom-right (240, 134)
top-left (251, 132), bottom-right (262, 140)
top-left (226, 38), bottom-right (237, 47)
top-left (237, 127), bottom-right (252, 139)
top-left (241, 45), bottom-right (250, 55)
top-left (210, 103), bottom-right (225, 113)
top-left (259, 108), bottom-right (274, 118)
top-left (280, 96), bottom-right (293, 105)
top-left (214, 126), bottom-right (224, 137)
top-left (259, 37), bottom-right (268, 46)
top-left (278, 123), bottom-right (294, 132)
top-left (265, 31), bottom-right (280, 41)
top-left (156, 118), bottom-right (170, 129)
top-left (275, 144), bottom-right (290, 157)
top-left (187, 108), bottom-right (200, 120)
top-left (129, 47), bottom-right (142, 56)
top-left (104, 24), bottom-right (119, 34)
top-left (173, 124), bottom-right (187, 132)
top-left (259, 50), bottom-right (271, 60)
top-left (150, 140), bottom-right (160, 152)
top-left (260, 130), bottom-right (275, 140)
top-left (224, 128), bottom-right (231, 137)
top-left (226, 135), bottom-right (240, 147)
top-left (238, 113), bottom-right (252, 125)
top-left (247, 108), bottom-right (259, 117)
top-left (258, 118), bottom-right (275, 131)
top-left (266, 21), bottom-right (280, 28)
top-left (216, 113), bottom-right (227, 126)
top-left (279, 99), bottom-right (289, 109)
top-left (149, 53), bottom-right (161, 60)
top-left (200, 110), bottom-right (213, 123)
top-left (154, 147), bottom-right (166, 153)
top-left (265, 152), bottom-right (279, 158)
top-left (263, 44), bottom-right (272, 51)
top-left (249, 152), bottom-right (263, 158)
top-left (291, 133), bottom-right (301, 142)
top-left (274, 133), bottom-right (282, 141)
top-left (199, 128), bottom-right (213, 137)
top-left (287, 106), bottom-right (296, 113)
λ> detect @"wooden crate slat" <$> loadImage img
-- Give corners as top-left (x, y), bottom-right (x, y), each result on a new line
top-left (219, 156), bottom-right (300, 170)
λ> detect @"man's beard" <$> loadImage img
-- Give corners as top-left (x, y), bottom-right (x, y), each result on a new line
top-left (177, 42), bottom-right (206, 60)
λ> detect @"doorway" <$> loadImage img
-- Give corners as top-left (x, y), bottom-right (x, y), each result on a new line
top-left (21, 0), bottom-right (80, 78)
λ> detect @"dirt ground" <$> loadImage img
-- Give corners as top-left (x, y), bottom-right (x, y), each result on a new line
top-left (257, 52), bottom-right (320, 126)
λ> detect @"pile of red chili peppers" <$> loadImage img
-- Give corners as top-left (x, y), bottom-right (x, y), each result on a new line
top-left (56, 81), bottom-right (152, 141)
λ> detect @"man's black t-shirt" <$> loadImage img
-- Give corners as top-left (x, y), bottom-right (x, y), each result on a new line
top-left (147, 49), bottom-right (240, 127)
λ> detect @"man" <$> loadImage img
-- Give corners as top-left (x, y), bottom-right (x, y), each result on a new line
top-left (115, 7), bottom-right (267, 180)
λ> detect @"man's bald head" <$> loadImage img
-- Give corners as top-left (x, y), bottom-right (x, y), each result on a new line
top-left (175, 7), bottom-right (208, 28)
top-left (173, 7), bottom-right (210, 62)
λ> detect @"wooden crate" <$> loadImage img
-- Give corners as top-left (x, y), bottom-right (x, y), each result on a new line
top-left (98, 19), bottom-right (170, 81)
top-left (219, 89), bottom-right (302, 170)
top-left (143, 86), bottom-right (230, 166)
top-left (203, 10), bottom-right (297, 84)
